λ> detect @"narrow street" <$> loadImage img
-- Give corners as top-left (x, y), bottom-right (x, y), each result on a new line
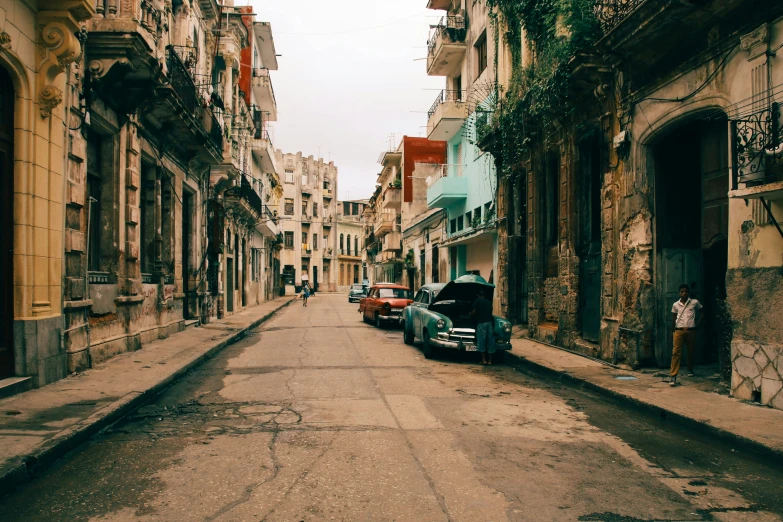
top-left (1, 294), bottom-right (781, 522)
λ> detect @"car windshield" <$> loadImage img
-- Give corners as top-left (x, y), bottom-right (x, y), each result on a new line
top-left (351, 285), bottom-right (365, 292)
top-left (378, 288), bottom-right (412, 299)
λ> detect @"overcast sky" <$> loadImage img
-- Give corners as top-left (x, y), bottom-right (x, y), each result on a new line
top-left (246, 0), bottom-right (444, 201)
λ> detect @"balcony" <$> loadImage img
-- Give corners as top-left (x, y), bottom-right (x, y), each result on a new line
top-left (339, 249), bottom-right (361, 260)
top-left (323, 215), bottom-right (334, 227)
top-left (427, 165), bottom-right (467, 208)
top-left (323, 188), bottom-right (334, 199)
top-left (426, 16), bottom-right (467, 77)
top-left (301, 213), bottom-right (311, 224)
top-left (252, 130), bottom-right (279, 175)
top-left (87, 12), bottom-right (222, 163)
top-left (323, 248), bottom-right (334, 259)
top-left (427, 90), bottom-right (467, 140)
top-left (224, 174), bottom-right (263, 222)
top-left (382, 185), bottom-right (402, 211)
top-left (252, 68), bottom-right (278, 121)
top-left (255, 206), bottom-right (280, 237)
top-left (730, 105), bottom-right (783, 200)
top-left (374, 212), bottom-right (397, 237)
top-left (382, 232), bottom-right (402, 253)
top-left (301, 245), bottom-right (311, 257)
top-left (426, 0), bottom-right (452, 9)
top-left (593, 0), bottom-right (764, 80)
top-left (302, 185), bottom-right (313, 195)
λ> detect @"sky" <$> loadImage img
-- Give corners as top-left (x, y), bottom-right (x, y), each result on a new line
top-left (244, 0), bottom-right (445, 201)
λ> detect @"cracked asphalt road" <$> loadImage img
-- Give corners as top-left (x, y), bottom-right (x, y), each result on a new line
top-left (1, 294), bottom-right (781, 521)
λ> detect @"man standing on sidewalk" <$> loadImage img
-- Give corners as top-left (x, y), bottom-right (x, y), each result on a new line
top-left (472, 289), bottom-right (495, 365)
top-left (669, 284), bottom-right (703, 386)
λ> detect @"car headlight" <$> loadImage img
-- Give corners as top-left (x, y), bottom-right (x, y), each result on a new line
top-left (436, 319), bottom-right (445, 329)
top-left (502, 323), bottom-right (512, 334)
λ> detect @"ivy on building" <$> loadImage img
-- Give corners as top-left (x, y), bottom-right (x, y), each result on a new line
top-left (483, 0), bottom-right (600, 175)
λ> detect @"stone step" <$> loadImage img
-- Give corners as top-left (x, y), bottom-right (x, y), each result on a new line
top-left (0, 377), bottom-right (33, 400)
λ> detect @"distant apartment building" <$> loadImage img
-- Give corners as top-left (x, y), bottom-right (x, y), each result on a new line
top-left (337, 200), bottom-right (368, 290)
top-left (276, 153), bottom-right (338, 292)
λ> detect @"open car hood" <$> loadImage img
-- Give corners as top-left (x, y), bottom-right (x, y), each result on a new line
top-left (431, 275), bottom-right (495, 304)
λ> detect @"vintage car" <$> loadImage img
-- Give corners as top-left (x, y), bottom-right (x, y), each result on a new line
top-left (348, 283), bottom-right (368, 303)
top-left (401, 275), bottom-right (513, 359)
top-left (359, 284), bottom-right (413, 328)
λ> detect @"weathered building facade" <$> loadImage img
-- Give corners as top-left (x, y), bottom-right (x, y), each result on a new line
top-left (276, 152), bottom-right (338, 293)
top-left (484, 0), bottom-right (783, 409)
top-left (0, 0), bottom-right (282, 391)
top-left (337, 200), bottom-right (366, 290)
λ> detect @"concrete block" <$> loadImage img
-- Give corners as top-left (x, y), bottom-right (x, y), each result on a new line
top-left (90, 283), bottom-right (118, 314)
top-left (65, 229), bottom-right (85, 253)
top-left (761, 378), bottom-right (783, 406)
top-left (126, 168), bottom-right (140, 189)
top-left (125, 240), bottom-right (139, 260)
top-left (126, 204), bottom-right (139, 225)
top-left (67, 181), bottom-right (84, 207)
top-left (732, 376), bottom-right (754, 400)
top-left (38, 353), bottom-right (67, 386)
top-left (66, 277), bottom-right (85, 300)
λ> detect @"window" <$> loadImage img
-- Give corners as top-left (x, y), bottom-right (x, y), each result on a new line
top-left (450, 219), bottom-right (456, 234)
top-left (546, 152), bottom-right (560, 247)
top-left (284, 198), bottom-right (294, 215)
top-left (302, 202), bottom-right (307, 216)
top-left (302, 174), bottom-right (308, 186)
top-left (414, 289), bottom-right (423, 303)
top-left (86, 132), bottom-right (103, 272)
top-left (323, 235), bottom-right (328, 250)
top-left (284, 231), bottom-right (294, 248)
top-left (475, 30), bottom-right (488, 76)
top-left (347, 237), bottom-right (351, 256)
top-left (302, 232), bottom-right (307, 247)
top-left (354, 236), bottom-right (359, 254)
top-left (313, 234), bottom-right (318, 250)
top-left (378, 288), bottom-right (412, 299)
top-left (285, 169), bottom-right (294, 183)
top-left (313, 202), bottom-right (318, 217)
top-left (353, 265), bottom-right (359, 283)
top-left (474, 207), bottom-right (482, 224)
top-left (343, 202), bottom-right (350, 215)
top-left (466, 211), bottom-right (472, 228)
top-left (352, 202), bottom-right (359, 215)
top-left (457, 215), bottom-right (464, 231)
top-left (454, 76), bottom-right (462, 100)
top-left (420, 249), bottom-right (425, 286)
top-left (340, 234), bottom-right (344, 251)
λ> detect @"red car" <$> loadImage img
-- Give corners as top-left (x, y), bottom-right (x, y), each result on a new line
top-left (359, 284), bottom-right (413, 328)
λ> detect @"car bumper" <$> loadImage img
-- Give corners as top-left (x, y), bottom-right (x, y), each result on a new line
top-left (378, 313), bottom-right (402, 322)
top-left (430, 338), bottom-right (511, 351)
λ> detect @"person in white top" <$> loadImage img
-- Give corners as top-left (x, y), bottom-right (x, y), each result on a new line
top-left (669, 284), bottom-right (703, 386)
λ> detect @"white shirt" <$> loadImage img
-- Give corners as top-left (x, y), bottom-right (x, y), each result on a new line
top-left (672, 299), bottom-right (702, 328)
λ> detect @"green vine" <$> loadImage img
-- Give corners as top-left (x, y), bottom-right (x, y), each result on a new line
top-left (484, 0), bottom-right (600, 174)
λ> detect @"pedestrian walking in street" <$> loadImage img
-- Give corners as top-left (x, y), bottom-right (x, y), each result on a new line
top-left (472, 289), bottom-right (495, 365)
top-left (302, 283), bottom-right (310, 307)
top-left (669, 284), bottom-right (703, 386)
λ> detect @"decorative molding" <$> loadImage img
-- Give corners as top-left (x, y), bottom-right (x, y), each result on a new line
top-left (40, 20), bottom-right (82, 69)
top-left (740, 23), bottom-right (769, 61)
top-left (0, 32), bottom-right (11, 50)
top-left (40, 85), bottom-right (64, 118)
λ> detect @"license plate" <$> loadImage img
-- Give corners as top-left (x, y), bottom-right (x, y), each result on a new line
top-left (463, 344), bottom-right (478, 352)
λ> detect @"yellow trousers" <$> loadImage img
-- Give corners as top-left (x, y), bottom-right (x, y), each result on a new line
top-left (671, 329), bottom-right (696, 377)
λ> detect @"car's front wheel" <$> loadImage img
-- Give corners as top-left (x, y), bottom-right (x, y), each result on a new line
top-left (422, 330), bottom-right (437, 359)
top-left (403, 321), bottom-right (414, 345)
top-left (375, 313), bottom-right (383, 329)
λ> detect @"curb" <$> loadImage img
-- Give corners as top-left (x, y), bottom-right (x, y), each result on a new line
top-left (0, 298), bottom-right (295, 494)
top-left (504, 351), bottom-right (783, 467)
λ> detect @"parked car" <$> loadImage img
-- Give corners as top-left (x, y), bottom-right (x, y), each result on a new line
top-left (348, 284), bottom-right (368, 303)
top-left (401, 275), bottom-right (513, 360)
top-left (359, 284), bottom-right (413, 328)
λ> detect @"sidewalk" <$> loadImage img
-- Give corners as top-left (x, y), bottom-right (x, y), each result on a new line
top-left (0, 296), bottom-right (295, 492)
top-left (507, 337), bottom-right (783, 463)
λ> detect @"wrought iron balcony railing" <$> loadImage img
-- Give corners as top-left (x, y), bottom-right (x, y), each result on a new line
top-left (594, 0), bottom-right (646, 33)
top-left (428, 89), bottom-right (465, 120)
top-left (225, 174), bottom-right (263, 216)
top-left (427, 15), bottom-right (467, 56)
top-left (166, 46), bottom-right (198, 113)
top-left (731, 104), bottom-right (783, 190)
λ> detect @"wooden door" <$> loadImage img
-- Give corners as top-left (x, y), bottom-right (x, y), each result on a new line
top-left (656, 249), bottom-right (703, 366)
top-left (0, 67), bottom-right (14, 378)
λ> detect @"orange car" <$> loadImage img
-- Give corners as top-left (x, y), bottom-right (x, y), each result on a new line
top-left (359, 284), bottom-right (413, 328)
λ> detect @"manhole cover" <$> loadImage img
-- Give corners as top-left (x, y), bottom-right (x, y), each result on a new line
top-left (614, 376), bottom-right (637, 381)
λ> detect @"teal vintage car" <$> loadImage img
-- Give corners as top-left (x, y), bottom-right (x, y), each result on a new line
top-left (400, 275), bottom-right (513, 360)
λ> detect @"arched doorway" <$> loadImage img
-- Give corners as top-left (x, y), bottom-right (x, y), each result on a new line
top-left (0, 66), bottom-right (14, 378)
top-left (653, 115), bottom-right (729, 369)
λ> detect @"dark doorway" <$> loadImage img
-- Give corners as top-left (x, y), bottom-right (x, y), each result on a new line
top-left (226, 260), bottom-right (234, 313)
top-left (508, 169), bottom-right (528, 324)
top-left (241, 237), bottom-right (247, 307)
top-left (313, 265), bottom-right (319, 292)
top-left (579, 137), bottom-right (602, 342)
top-left (0, 67), bottom-right (13, 379)
top-left (654, 116), bottom-right (729, 368)
top-left (182, 190), bottom-right (193, 319)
